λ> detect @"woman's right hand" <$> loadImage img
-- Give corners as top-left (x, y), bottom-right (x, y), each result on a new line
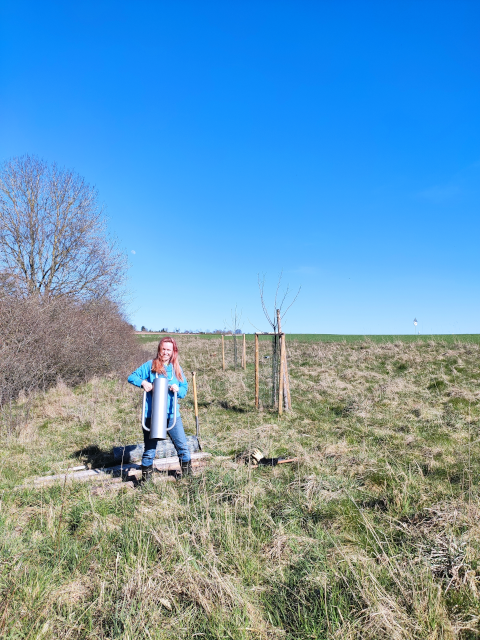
top-left (141, 380), bottom-right (153, 393)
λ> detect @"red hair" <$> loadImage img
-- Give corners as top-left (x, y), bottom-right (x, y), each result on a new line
top-left (151, 337), bottom-right (184, 381)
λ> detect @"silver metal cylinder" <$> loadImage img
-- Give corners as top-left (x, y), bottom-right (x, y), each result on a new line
top-left (142, 377), bottom-right (178, 439)
top-left (150, 376), bottom-right (169, 439)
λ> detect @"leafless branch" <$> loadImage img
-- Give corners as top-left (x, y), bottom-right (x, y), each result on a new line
top-left (257, 272), bottom-right (301, 331)
top-left (0, 155), bottom-right (127, 301)
top-left (279, 285), bottom-right (302, 323)
top-left (258, 274), bottom-right (275, 331)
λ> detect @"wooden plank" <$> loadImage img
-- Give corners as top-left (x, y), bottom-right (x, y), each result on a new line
top-left (48, 462), bottom-right (88, 472)
top-left (21, 452), bottom-right (212, 488)
top-left (27, 460), bottom-right (207, 487)
top-left (127, 464), bottom-right (206, 481)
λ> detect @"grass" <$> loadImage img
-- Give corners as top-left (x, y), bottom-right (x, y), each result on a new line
top-left (137, 332), bottom-right (480, 344)
top-left (1, 336), bottom-right (480, 638)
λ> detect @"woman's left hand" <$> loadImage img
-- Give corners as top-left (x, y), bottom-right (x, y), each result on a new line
top-left (169, 384), bottom-right (179, 393)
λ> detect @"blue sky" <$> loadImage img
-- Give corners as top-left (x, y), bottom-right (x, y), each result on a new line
top-left (1, 0), bottom-right (479, 334)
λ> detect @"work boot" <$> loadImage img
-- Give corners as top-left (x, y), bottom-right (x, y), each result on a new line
top-left (180, 460), bottom-right (193, 477)
top-left (141, 465), bottom-right (153, 483)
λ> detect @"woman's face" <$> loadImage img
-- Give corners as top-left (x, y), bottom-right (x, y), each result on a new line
top-left (160, 341), bottom-right (174, 363)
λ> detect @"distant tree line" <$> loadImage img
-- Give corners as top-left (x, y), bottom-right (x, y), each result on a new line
top-left (138, 327), bottom-right (245, 334)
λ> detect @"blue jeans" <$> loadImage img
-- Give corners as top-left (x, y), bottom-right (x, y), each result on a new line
top-left (142, 415), bottom-right (191, 467)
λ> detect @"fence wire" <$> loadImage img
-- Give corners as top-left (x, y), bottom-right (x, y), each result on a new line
top-left (221, 335), bottom-right (282, 409)
top-left (257, 336), bottom-right (280, 409)
top-left (223, 335), bottom-right (244, 371)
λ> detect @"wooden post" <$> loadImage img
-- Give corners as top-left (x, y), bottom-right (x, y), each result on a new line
top-left (192, 371), bottom-right (199, 428)
top-left (223, 334), bottom-right (226, 370)
top-left (255, 333), bottom-right (259, 409)
top-left (276, 309), bottom-right (291, 411)
top-left (242, 334), bottom-right (246, 370)
top-left (283, 334), bottom-right (292, 410)
top-left (278, 332), bottom-right (285, 415)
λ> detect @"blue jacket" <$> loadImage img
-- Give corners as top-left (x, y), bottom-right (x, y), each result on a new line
top-left (128, 360), bottom-right (188, 418)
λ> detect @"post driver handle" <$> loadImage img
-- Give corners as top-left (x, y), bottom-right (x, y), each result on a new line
top-left (192, 371), bottom-right (199, 438)
top-left (166, 392), bottom-right (177, 431)
top-left (142, 390), bottom-right (149, 431)
top-left (142, 385), bottom-right (176, 432)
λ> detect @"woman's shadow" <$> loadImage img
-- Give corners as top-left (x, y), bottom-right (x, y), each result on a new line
top-left (71, 444), bottom-right (116, 469)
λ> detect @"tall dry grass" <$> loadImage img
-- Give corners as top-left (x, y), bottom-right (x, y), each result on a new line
top-left (0, 336), bottom-right (480, 638)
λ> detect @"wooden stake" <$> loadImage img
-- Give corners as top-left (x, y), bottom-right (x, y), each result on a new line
top-left (283, 334), bottom-right (292, 410)
top-left (192, 371), bottom-right (200, 444)
top-left (242, 333), bottom-right (246, 369)
top-left (255, 333), bottom-right (259, 409)
top-left (222, 335), bottom-right (225, 371)
top-left (278, 332), bottom-right (285, 415)
top-left (192, 371), bottom-right (199, 419)
top-left (276, 310), bottom-right (291, 412)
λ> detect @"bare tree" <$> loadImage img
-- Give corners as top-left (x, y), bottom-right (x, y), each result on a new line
top-left (258, 273), bottom-right (300, 407)
top-left (0, 155), bottom-right (127, 300)
top-left (258, 272), bottom-right (301, 334)
top-left (224, 306), bottom-right (243, 370)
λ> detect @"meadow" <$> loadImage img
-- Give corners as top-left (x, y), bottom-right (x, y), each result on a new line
top-left (137, 333), bottom-right (480, 345)
top-left (1, 335), bottom-right (480, 638)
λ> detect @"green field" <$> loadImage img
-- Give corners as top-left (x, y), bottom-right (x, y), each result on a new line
top-left (138, 332), bottom-right (480, 344)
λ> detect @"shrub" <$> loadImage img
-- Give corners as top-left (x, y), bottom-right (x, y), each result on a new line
top-left (0, 295), bottom-right (141, 406)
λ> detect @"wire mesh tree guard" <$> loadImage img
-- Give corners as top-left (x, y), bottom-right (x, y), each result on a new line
top-left (254, 331), bottom-right (291, 414)
top-left (217, 331), bottom-right (291, 414)
top-left (221, 334), bottom-right (247, 371)
top-left (254, 274), bottom-right (298, 413)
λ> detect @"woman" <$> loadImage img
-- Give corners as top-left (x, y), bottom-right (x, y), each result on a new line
top-left (128, 337), bottom-right (191, 480)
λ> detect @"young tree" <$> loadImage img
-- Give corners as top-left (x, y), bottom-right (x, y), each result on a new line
top-left (225, 306), bottom-right (243, 370)
top-left (0, 155), bottom-right (127, 300)
top-left (258, 273), bottom-right (300, 407)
